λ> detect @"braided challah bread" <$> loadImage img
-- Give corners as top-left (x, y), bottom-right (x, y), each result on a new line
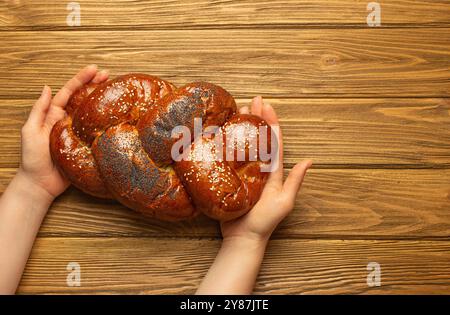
top-left (50, 74), bottom-right (273, 221)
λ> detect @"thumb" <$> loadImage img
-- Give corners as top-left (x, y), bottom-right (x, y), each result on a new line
top-left (282, 160), bottom-right (312, 206)
top-left (26, 86), bottom-right (52, 129)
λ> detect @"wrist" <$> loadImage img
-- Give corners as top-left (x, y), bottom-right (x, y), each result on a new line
top-left (222, 235), bottom-right (269, 251)
top-left (12, 170), bottom-right (55, 208)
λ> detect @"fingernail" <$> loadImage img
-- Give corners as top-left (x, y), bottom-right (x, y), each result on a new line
top-left (40, 85), bottom-right (48, 97)
top-left (262, 98), bottom-right (271, 109)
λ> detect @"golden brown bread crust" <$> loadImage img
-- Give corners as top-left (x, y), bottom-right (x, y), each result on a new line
top-left (174, 114), bottom-right (271, 221)
top-left (92, 123), bottom-right (197, 221)
top-left (137, 82), bottom-right (236, 165)
top-left (50, 73), bottom-right (272, 221)
top-left (49, 116), bottom-right (112, 199)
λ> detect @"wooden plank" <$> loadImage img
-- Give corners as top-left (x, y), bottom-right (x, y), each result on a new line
top-left (0, 29), bottom-right (449, 98)
top-left (2, 0), bottom-right (450, 30)
top-left (17, 237), bottom-right (450, 294)
top-left (1, 98), bottom-right (449, 168)
top-left (2, 168), bottom-right (450, 239)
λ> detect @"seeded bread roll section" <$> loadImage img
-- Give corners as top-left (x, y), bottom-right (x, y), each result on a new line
top-left (174, 114), bottom-right (272, 221)
top-left (50, 73), bottom-right (272, 221)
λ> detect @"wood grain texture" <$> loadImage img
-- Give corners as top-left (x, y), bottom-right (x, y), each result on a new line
top-left (17, 237), bottom-right (450, 294)
top-left (1, 98), bottom-right (449, 168)
top-left (2, 168), bottom-right (449, 239)
top-left (1, 0), bottom-right (449, 296)
top-left (1, 29), bottom-right (449, 99)
top-left (1, 0), bottom-right (450, 30)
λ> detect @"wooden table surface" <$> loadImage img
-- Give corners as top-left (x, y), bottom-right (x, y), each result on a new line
top-left (1, 0), bottom-right (450, 294)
